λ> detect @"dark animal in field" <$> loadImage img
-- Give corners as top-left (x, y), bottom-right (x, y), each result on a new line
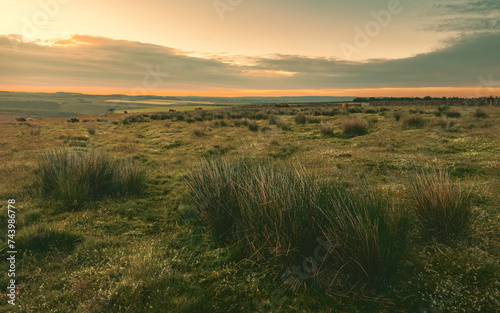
top-left (169, 109), bottom-right (177, 112)
top-left (342, 103), bottom-right (349, 108)
top-left (124, 111), bottom-right (128, 114)
top-left (195, 107), bottom-right (203, 111)
top-left (15, 117), bottom-right (26, 122)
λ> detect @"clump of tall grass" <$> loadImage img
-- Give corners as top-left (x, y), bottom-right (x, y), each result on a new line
top-left (295, 113), bottom-right (306, 124)
top-left (319, 184), bottom-right (408, 287)
top-left (35, 149), bottom-right (146, 208)
top-left (187, 159), bottom-right (328, 259)
top-left (269, 115), bottom-right (278, 125)
top-left (193, 127), bottom-right (206, 136)
top-left (402, 115), bottom-right (426, 129)
top-left (445, 109), bottom-right (461, 118)
top-left (306, 115), bottom-right (321, 123)
top-left (408, 169), bottom-right (472, 240)
top-left (474, 109), bottom-right (488, 118)
top-left (17, 224), bottom-right (83, 253)
top-left (320, 122), bottom-right (334, 136)
top-left (186, 158), bottom-right (408, 290)
top-left (342, 117), bottom-right (368, 136)
top-left (275, 118), bottom-right (290, 131)
top-left (247, 120), bottom-right (259, 132)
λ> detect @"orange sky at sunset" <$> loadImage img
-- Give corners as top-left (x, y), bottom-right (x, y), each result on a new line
top-left (4, 87), bottom-right (497, 98)
top-left (1, 0), bottom-right (499, 97)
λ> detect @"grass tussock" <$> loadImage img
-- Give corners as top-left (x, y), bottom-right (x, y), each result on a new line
top-left (445, 109), bottom-right (461, 118)
top-left (247, 120), bottom-right (259, 132)
top-left (402, 115), bottom-right (426, 129)
top-left (408, 169), bottom-right (472, 240)
top-left (275, 118), bottom-right (290, 131)
top-left (35, 149), bottom-right (146, 208)
top-left (17, 224), bottom-right (83, 254)
top-left (295, 113), bottom-right (306, 124)
top-left (187, 158), bottom-right (408, 291)
top-left (305, 115), bottom-right (321, 123)
top-left (319, 185), bottom-right (408, 287)
top-left (320, 122), bottom-right (334, 136)
top-left (193, 127), bottom-right (206, 136)
top-left (342, 117), bottom-right (368, 137)
top-left (474, 109), bottom-right (488, 118)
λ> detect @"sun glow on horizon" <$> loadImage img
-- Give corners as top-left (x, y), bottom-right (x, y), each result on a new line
top-left (2, 87), bottom-right (496, 98)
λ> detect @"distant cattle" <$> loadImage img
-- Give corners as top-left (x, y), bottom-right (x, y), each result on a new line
top-left (342, 103), bottom-right (349, 108)
top-left (169, 109), bottom-right (177, 112)
top-left (27, 118), bottom-right (34, 122)
top-left (15, 117), bottom-right (26, 122)
top-left (124, 111), bottom-right (128, 114)
top-left (195, 107), bottom-right (203, 111)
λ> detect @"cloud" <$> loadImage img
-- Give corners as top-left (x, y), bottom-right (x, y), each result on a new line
top-left (0, 32), bottom-right (499, 92)
top-left (425, 0), bottom-right (500, 33)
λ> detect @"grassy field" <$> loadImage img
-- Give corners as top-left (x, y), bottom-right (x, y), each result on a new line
top-left (0, 92), bottom-right (235, 119)
top-left (120, 105), bottom-right (231, 113)
top-left (0, 103), bottom-right (498, 312)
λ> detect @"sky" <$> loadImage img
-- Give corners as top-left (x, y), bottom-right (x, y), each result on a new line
top-left (0, 0), bottom-right (499, 97)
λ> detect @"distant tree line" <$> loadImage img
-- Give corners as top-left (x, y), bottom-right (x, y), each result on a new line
top-left (352, 96), bottom-right (498, 106)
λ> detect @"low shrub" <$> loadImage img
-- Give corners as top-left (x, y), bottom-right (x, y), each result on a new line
top-left (150, 113), bottom-right (173, 120)
top-left (123, 115), bottom-right (148, 124)
top-left (348, 107), bottom-right (363, 114)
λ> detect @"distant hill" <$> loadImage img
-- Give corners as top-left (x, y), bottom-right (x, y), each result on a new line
top-left (0, 91), bottom-right (356, 118)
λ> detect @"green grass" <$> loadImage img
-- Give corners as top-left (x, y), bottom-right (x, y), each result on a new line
top-left (0, 102), bottom-right (498, 312)
top-left (17, 224), bottom-right (83, 254)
